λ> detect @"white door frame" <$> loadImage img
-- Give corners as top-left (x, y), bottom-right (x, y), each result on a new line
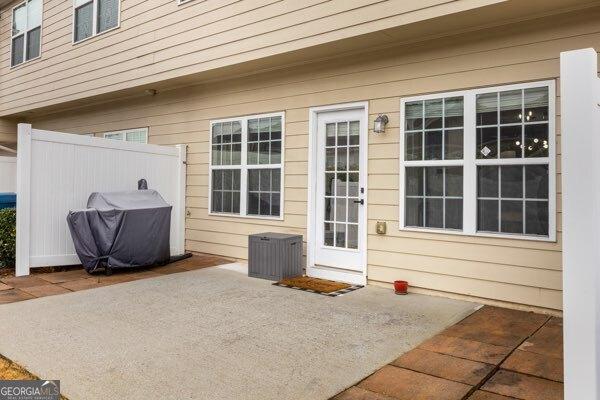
top-left (307, 102), bottom-right (369, 286)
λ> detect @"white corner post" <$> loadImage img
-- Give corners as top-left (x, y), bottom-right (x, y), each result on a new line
top-left (15, 123), bottom-right (32, 277)
top-left (175, 144), bottom-right (187, 255)
top-left (560, 48), bottom-right (600, 400)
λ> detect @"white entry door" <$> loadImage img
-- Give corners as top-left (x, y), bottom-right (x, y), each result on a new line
top-left (309, 105), bottom-right (367, 285)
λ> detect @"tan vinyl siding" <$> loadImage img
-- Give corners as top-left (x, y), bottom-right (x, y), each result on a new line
top-left (0, 0), bottom-right (515, 116)
top-left (26, 6), bottom-right (599, 311)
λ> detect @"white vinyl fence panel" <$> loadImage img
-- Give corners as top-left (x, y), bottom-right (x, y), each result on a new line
top-left (0, 156), bottom-right (16, 192)
top-left (560, 48), bottom-right (600, 400)
top-left (16, 124), bottom-right (187, 276)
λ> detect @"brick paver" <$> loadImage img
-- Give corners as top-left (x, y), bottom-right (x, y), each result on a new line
top-left (441, 306), bottom-right (548, 348)
top-left (467, 390), bottom-right (518, 399)
top-left (0, 283), bottom-right (11, 291)
top-left (419, 334), bottom-right (512, 364)
top-left (0, 289), bottom-right (35, 304)
top-left (331, 306), bottom-right (563, 400)
top-left (358, 365), bottom-right (472, 400)
top-left (501, 349), bottom-right (563, 382)
top-left (332, 386), bottom-right (395, 400)
top-left (58, 278), bottom-right (106, 292)
top-left (391, 348), bottom-right (494, 385)
top-left (20, 284), bottom-right (71, 298)
top-left (481, 370), bottom-right (563, 400)
top-left (37, 269), bottom-right (90, 284)
top-left (0, 275), bottom-right (50, 289)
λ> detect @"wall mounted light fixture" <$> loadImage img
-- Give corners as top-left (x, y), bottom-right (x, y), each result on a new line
top-left (373, 114), bottom-right (389, 134)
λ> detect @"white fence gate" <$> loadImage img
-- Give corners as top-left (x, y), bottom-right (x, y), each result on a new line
top-left (16, 124), bottom-right (187, 276)
top-left (0, 156), bottom-right (16, 192)
top-left (560, 48), bottom-right (600, 400)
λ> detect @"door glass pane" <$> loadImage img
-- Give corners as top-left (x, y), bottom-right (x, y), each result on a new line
top-left (74, 2), bottom-right (93, 42)
top-left (97, 0), bottom-right (119, 33)
top-left (325, 173), bottom-right (334, 196)
top-left (336, 173), bottom-right (347, 196)
top-left (324, 223), bottom-right (334, 246)
top-left (348, 173), bottom-right (359, 197)
top-left (323, 119), bottom-right (361, 249)
top-left (347, 225), bottom-right (358, 249)
top-left (337, 122), bottom-right (348, 146)
top-left (326, 149), bottom-right (335, 171)
top-left (349, 121), bottom-right (360, 145)
top-left (326, 123), bottom-right (336, 146)
top-left (335, 224), bottom-right (346, 248)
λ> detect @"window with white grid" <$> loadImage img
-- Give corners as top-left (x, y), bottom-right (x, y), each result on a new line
top-left (11, 0), bottom-right (42, 67)
top-left (209, 113), bottom-right (284, 219)
top-left (400, 81), bottom-right (555, 240)
top-left (103, 128), bottom-right (148, 144)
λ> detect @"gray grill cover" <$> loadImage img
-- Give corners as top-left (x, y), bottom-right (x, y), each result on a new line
top-left (67, 190), bottom-right (172, 273)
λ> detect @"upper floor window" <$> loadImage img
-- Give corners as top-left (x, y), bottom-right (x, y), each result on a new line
top-left (400, 81), bottom-right (555, 241)
top-left (103, 128), bottom-right (148, 143)
top-left (73, 0), bottom-right (119, 43)
top-left (11, 0), bottom-right (42, 67)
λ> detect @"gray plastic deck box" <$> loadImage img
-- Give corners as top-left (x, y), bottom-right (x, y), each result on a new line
top-left (248, 232), bottom-right (303, 280)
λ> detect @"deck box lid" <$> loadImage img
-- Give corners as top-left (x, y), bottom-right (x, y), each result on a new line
top-left (249, 232), bottom-right (302, 241)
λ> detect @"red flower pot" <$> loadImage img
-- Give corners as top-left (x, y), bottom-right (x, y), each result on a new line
top-left (394, 280), bottom-right (408, 295)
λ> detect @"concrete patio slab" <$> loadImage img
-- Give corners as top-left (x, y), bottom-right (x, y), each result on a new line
top-left (0, 264), bottom-right (476, 400)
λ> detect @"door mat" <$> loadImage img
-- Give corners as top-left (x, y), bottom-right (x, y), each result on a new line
top-left (273, 276), bottom-right (363, 297)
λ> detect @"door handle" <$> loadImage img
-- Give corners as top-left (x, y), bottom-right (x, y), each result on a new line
top-left (353, 199), bottom-right (364, 205)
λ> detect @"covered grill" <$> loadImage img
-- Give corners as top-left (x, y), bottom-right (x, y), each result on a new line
top-left (67, 189), bottom-right (172, 273)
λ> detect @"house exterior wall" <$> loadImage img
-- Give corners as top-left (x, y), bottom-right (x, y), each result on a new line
top-left (0, 0), bottom-right (514, 117)
top-left (24, 6), bottom-right (600, 312)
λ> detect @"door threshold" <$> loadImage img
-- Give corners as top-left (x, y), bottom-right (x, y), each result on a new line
top-left (307, 265), bottom-right (366, 286)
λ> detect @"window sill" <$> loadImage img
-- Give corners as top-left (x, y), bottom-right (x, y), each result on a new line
top-left (398, 226), bottom-right (556, 243)
top-left (10, 54), bottom-right (42, 70)
top-left (72, 25), bottom-right (120, 46)
top-left (207, 211), bottom-right (284, 222)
